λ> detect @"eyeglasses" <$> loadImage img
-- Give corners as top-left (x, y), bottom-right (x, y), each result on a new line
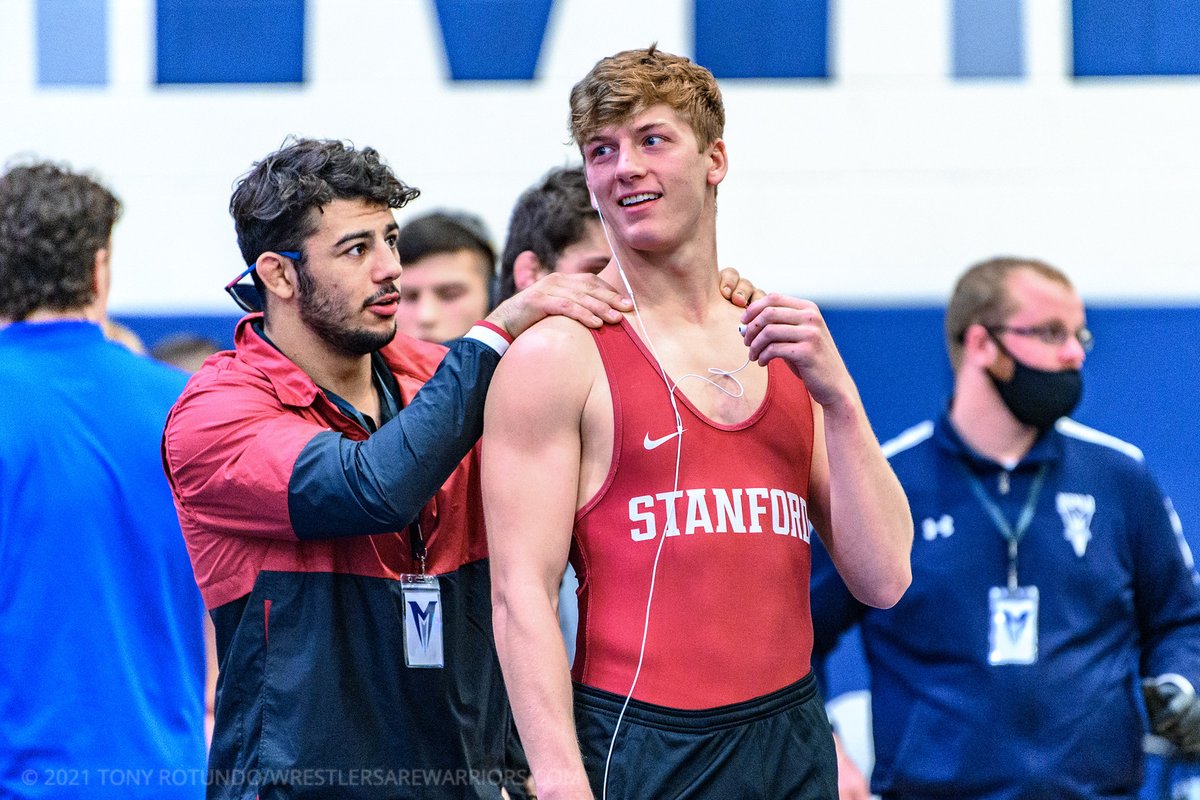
top-left (987, 323), bottom-right (1094, 352)
top-left (224, 251), bottom-right (301, 313)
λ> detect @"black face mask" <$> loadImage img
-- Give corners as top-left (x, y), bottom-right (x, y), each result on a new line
top-left (989, 353), bottom-right (1083, 430)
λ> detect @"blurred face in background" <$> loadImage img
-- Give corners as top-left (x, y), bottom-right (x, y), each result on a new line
top-left (512, 218), bottom-right (611, 294)
top-left (551, 219), bottom-right (610, 278)
top-left (395, 248), bottom-right (491, 343)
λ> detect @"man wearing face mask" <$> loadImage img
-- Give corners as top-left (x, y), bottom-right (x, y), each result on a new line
top-left (810, 257), bottom-right (1200, 800)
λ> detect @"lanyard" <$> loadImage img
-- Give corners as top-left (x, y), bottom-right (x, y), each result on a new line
top-left (961, 463), bottom-right (1048, 590)
top-left (381, 360), bottom-right (426, 572)
top-left (409, 520), bottom-right (427, 575)
top-left (374, 357), bottom-right (401, 425)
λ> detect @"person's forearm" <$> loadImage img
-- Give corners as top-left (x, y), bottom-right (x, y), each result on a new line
top-left (822, 396), bottom-right (912, 608)
top-left (493, 584), bottom-right (592, 800)
top-left (288, 337), bottom-right (500, 539)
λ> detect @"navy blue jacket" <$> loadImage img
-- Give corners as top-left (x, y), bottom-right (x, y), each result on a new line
top-left (812, 414), bottom-right (1200, 800)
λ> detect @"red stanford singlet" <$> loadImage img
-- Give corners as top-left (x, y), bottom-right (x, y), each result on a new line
top-left (571, 319), bottom-right (816, 709)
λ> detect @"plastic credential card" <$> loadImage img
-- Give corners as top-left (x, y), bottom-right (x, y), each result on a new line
top-left (401, 575), bottom-right (444, 668)
top-left (988, 585), bottom-right (1039, 666)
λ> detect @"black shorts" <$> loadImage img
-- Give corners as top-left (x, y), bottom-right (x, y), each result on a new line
top-left (573, 673), bottom-right (837, 800)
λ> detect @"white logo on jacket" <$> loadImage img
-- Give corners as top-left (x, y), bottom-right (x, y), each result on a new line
top-left (1056, 493), bottom-right (1096, 557)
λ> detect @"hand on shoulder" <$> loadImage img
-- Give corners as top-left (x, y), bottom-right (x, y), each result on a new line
top-left (487, 272), bottom-right (631, 339)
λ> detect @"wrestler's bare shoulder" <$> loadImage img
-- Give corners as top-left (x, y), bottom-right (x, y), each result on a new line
top-left (504, 315), bottom-right (601, 362)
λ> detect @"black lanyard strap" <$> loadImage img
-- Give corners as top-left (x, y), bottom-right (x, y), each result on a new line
top-left (408, 520), bottom-right (427, 575)
top-left (961, 463), bottom-right (1049, 590)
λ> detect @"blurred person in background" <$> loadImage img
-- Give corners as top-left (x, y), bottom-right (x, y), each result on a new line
top-left (0, 160), bottom-right (206, 800)
top-left (496, 166), bottom-right (610, 303)
top-left (812, 256), bottom-right (1200, 800)
top-left (395, 210), bottom-right (497, 343)
top-left (103, 318), bottom-right (148, 353)
top-left (152, 332), bottom-right (222, 373)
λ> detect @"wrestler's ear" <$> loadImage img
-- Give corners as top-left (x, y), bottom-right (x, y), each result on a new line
top-left (705, 139), bottom-right (728, 188)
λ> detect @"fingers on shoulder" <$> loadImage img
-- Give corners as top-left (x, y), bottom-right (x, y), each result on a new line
top-left (533, 279), bottom-right (623, 327)
top-left (538, 270), bottom-right (612, 297)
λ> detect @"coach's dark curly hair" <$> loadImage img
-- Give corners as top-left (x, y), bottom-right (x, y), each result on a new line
top-left (0, 161), bottom-right (121, 321)
top-left (230, 138), bottom-right (420, 304)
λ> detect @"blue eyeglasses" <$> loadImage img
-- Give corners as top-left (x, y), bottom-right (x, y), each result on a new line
top-left (224, 251), bottom-right (301, 313)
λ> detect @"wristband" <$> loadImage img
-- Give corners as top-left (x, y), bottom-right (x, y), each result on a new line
top-left (466, 322), bottom-right (512, 356)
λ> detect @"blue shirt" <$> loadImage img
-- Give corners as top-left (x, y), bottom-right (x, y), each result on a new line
top-left (0, 320), bottom-right (205, 799)
top-left (812, 412), bottom-right (1200, 800)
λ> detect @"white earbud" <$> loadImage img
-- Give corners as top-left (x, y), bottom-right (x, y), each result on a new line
top-left (590, 190), bottom-right (599, 211)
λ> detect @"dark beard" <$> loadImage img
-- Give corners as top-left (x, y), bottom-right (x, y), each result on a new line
top-left (296, 267), bottom-right (395, 355)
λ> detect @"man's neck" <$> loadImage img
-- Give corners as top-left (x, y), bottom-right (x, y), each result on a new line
top-left (948, 375), bottom-right (1038, 466)
top-left (264, 315), bottom-right (377, 415)
top-left (22, 304), bottom-right (102, 324)
top-left (598, 230), bottom-right (765, 422)
top-left (603, 235), bottom-right (721, 317)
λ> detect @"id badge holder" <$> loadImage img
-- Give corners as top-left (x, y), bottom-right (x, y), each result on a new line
top-left (400, 574), bottom-right (444, 668)
top-left (988, 585), bottom-right (1038, 665)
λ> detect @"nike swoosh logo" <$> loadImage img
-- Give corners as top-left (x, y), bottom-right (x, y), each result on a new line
top-left (643, 430), bottom-right (683, 450)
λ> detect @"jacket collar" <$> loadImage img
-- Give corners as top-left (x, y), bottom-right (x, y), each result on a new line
top-left (233, 314), bottom-right (323, 408)
top-left (934, 408), bottom-right (1062, 472)
top-left (232, 313), bottom-right (448, 409)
